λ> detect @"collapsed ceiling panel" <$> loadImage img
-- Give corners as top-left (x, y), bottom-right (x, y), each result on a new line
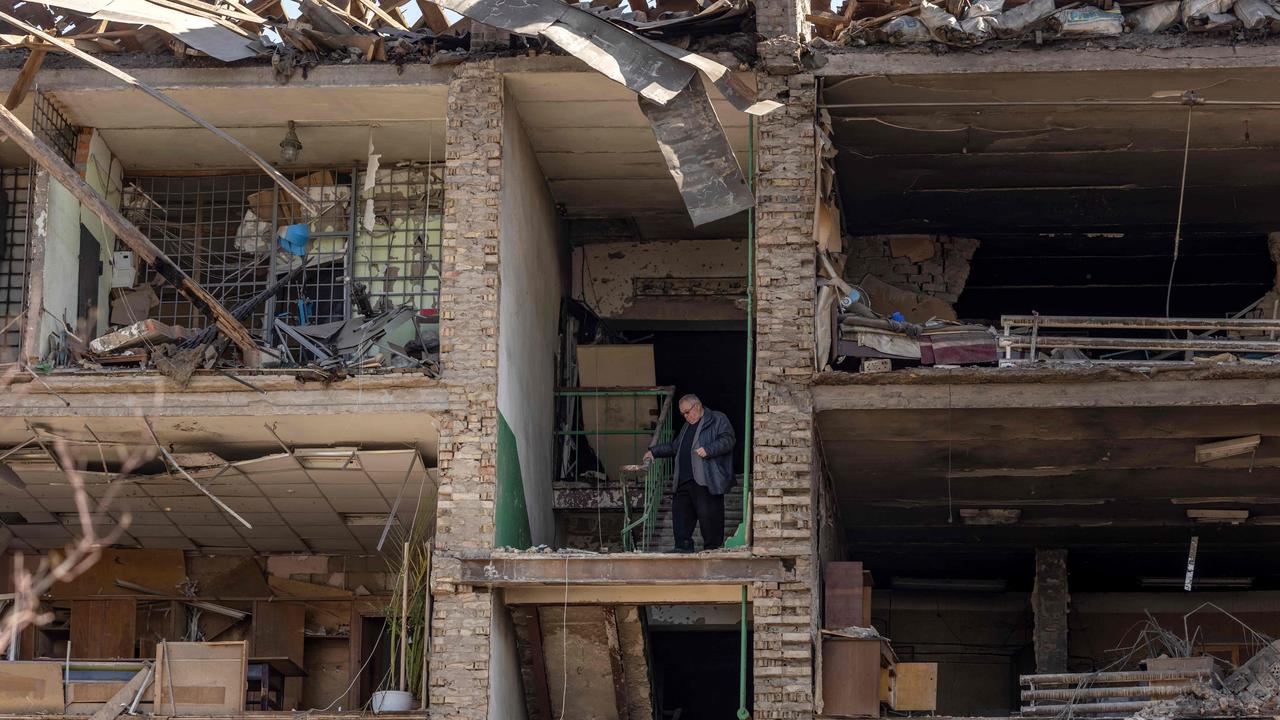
top-left (0, 448), bottom-right (436, 553)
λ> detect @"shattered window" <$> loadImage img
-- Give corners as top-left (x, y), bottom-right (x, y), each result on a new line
top-left (116, 166), bottom-right (444, 340)
top-left (351, 164), bottom-right (444, 315)
top-left (0, 168), bottom-right (30, 362)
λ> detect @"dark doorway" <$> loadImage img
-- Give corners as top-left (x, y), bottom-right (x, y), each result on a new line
top-left (649, 629), bottom-right (748, 718)
top-left (649, 329), bottom-right (748, 474)
top-left (77, 224), bottom-right (102, 340)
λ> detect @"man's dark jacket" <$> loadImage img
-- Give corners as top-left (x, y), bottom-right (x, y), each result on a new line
top-left (648, 408), bottom-right (736, 495)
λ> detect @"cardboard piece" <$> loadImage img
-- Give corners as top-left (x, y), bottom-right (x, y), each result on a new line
top-left (109, 285), bottom-right (158, 326)
top-left (576, 344), bottom-right (659, 480)
top-left (154, 641), bottom-right (247, 716)
top-left (892, 662), bottom-right (938, 712)
top-left (0, 662), bottom-right (63, 713)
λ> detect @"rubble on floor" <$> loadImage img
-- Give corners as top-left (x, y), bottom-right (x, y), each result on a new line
top-left (809, 0), bottom-right (1280, 48)
top-left (1, 0), bottom-right (757, 68)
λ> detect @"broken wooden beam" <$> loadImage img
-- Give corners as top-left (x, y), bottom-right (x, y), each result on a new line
top-left (4, 47), bottom-right (48, 110)
top-left (0, 9), bottom-right (320, 218)
top-left (602, 607), bottom-right (632, 720)
top-left (88, 663), bottom-right (153, 720)
top-left (523, 608), bottom-right (554, 720)
top-left (0, 101), bottom-right (261, 363)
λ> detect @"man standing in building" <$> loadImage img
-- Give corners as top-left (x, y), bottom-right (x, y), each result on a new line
top-left (644, 394), bottom-right (736, 553)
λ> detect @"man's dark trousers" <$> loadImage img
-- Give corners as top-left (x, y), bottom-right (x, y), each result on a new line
top-left (672, 477), bottom-right (725, 551)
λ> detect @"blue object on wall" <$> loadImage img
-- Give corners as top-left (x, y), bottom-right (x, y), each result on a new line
top-left (278, 224), bottom-right (309, 257)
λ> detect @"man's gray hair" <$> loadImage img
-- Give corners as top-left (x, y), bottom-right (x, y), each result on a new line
top-left (679, 394), bottom-right (702, 408)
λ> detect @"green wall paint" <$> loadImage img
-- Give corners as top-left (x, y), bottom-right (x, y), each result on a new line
top-left (495, 411), bottom-right (533, 549)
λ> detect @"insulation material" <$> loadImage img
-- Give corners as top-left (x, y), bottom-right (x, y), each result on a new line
top-left (640, 76), bottom-right (754, 227)
top-left (37, 0), bottom-right (258, 61)
top-left (1233, 0), bottom-right (1280, 27)
top-left (993, 0), bottom-right (1057, 36)
top-left (879, 15), bottom-right (932, 42)
top-left (1182, 0), bottom-right (1237, 20)
top-left (1127, 1), bottom-right (1182, 31)
top-left (1047, 4), bottom-right (1124, 34)
top-left (966, 0), bottom-right (1005, 18)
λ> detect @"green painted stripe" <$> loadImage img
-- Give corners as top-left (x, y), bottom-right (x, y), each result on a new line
top-left (495, 409), bottom-right (533, 549)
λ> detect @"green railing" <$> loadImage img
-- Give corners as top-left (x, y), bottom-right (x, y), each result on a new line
top-left (555, 387), bottom-right (675, 551)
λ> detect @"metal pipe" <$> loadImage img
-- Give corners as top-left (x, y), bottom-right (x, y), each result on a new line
top-left (820, 100), bottom-right (1280, 110)
top-left (1020, 670), bottom-right (1212, 685)
top-left (1021, 700), bottom-right (1165, 715)
top-left (1022, 684), bottom-right (1200, 701)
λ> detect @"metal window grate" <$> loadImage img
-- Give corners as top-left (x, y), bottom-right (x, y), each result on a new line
top-left (0, 169), bottom-right (32, 361)
top-left (118, 166), bottom-right (444, 340)
top-left (31, 90), bottom-right (79, 165)
top-left (120, 172), bottom-right (354, 335)
top-left (351, 163), bottom-right (444, 314)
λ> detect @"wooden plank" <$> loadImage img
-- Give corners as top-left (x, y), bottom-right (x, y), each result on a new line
top-left (88, 664), bottom-right (154, 720)
top-left (0, 9), bottom-right (319, 219)
top-left (602, 607), bottom-right (630, 720)
top-left (51, 549), bottom-right (187, 599)
top-left (0, 97), bottom-right (261, 363)
top-left (251, 601), bottom-right (306, 670)
top-left (353, 0), bottom-right (408, 28)
top-left (413, 0), bottom-right (449, 32)
top-left (72, 599), bottom-right (138, 659)
top-left (4, 47), bottom-right (48, 110)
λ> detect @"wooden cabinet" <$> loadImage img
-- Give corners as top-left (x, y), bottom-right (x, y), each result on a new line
top-left (70, 599), bottom-right (137, 658)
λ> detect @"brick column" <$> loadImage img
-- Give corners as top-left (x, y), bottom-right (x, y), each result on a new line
top-left (756, 0), bottom-right (810, 40)
top-left (430, 60), bottom-right (504, 720)
top-left (752, 69), bottom-right (819, 720)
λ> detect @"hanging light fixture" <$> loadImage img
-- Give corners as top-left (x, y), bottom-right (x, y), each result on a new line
top-left (279, 120), bottom-right (303, 163)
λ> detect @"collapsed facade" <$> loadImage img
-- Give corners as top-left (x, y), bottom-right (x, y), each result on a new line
top-left (4, 0), bottom-right (1280, 717)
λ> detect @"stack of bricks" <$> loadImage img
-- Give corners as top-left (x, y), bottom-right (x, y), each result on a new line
top-left (429, 60), bottom-right (504, 720)
top-left (751, 69), bottom-right (820, 720)
top-left (844, 234), bottom-right (980, 306)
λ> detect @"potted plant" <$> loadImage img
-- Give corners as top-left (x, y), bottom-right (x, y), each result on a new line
top-left (372, 523), bottom-right (432, 713)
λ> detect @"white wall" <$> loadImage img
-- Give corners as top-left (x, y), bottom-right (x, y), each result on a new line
top-left (572, 239), bottom-right (746, 321)
top-left (35, 130), bottom-right (122, 357)
top-left (488, 592), bottom-right (528, 720)
top-left (497, 87), bottom-right (566, 547)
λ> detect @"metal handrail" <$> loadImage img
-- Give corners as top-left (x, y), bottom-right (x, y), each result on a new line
top-left (554, 386), bottom-right (675, 551)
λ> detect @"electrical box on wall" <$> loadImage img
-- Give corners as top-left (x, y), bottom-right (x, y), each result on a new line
top-left (111, 251), bottom-right (134, 288)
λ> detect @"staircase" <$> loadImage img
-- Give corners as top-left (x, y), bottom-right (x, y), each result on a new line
top-left (645, 476), bottom-right (745, 552)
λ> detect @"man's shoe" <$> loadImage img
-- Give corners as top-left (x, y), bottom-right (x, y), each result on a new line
top-left (665, 546), bottom-right (695, 554)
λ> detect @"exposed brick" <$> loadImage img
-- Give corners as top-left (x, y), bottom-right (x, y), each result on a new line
top-left (429, 61), bottom-right (504, 720)
top-left (751, 71), bottom-right (819, 720)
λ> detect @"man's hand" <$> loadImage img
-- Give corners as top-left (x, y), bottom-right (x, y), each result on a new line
top-left (695, 447), bottom-right (708, 458)
top-left (643, 450), bottom-right (654, 462)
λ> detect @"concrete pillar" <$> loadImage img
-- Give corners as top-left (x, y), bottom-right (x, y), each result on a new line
top-left (429, 60), bottom-right (504, 720)
top-left (1032, 549), bottom-right (1069, 674)
top-left (751, 68), bottom-right (819, 720)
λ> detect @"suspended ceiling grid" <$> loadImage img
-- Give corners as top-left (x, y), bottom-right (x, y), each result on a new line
top-left (1, 448), bottom-right (437, 553)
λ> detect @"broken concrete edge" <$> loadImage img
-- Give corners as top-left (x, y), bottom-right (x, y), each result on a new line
top-left (449, 548), bottom-right (795, 586)
top-left (0, 369), bottom-right (447, 396)
top-left (812, 361), bottom-right (1280, 387)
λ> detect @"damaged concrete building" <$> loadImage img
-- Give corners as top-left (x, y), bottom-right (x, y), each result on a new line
top-left (6, 0), bottom-right (1280, 716)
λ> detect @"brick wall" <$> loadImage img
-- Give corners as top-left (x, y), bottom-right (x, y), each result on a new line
top-left (752, 69), bottom-right (820, 720)
top-left (430, 60), bottom-right (504, 720)
top-left (844, 234), bottom-right (980, 306)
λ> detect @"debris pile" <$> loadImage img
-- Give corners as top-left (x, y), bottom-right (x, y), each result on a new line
top-left (813, 0), bottom-right (1280, 47)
